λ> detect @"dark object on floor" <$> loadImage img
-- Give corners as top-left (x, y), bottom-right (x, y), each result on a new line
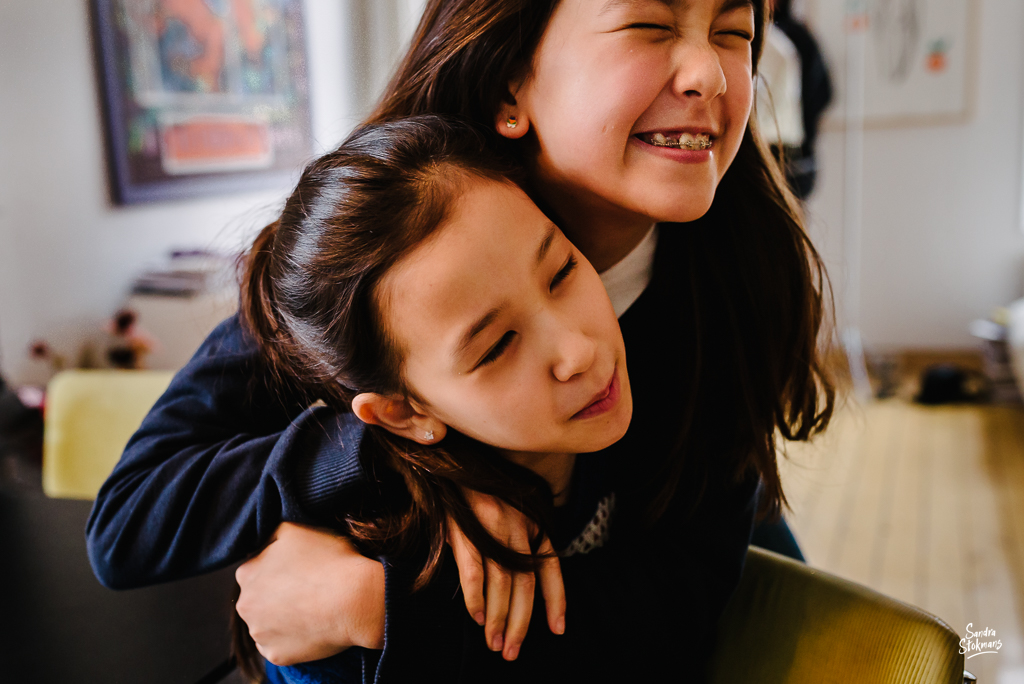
top-left (916, 364), bottom-right (987, 405)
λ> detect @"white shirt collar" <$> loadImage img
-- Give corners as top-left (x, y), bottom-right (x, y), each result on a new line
top-left (599, 225), bottom-right (658, 318)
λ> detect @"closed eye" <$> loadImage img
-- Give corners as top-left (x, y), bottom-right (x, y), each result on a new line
top-left (628, 23), bottom-right (671, 30)
top-left (478, 331), bottom-right (516, 367)
top-left (719, 29), bottom-right (753, 40)
top-left (550, 254), bottom-right (578, 291)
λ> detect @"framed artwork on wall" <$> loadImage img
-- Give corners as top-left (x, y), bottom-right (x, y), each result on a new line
top-left (807, 0), bottom-right (979, 128)
top-left (92, 0), bottom-right (313, 204)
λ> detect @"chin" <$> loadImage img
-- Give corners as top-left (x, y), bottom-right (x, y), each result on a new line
top-left (636, 182), bottom-right (716, 224)
top-left (654, 197), bottom-right (715, 224)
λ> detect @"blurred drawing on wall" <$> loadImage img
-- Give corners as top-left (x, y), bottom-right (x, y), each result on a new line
top-left (808, 0), bottom-right (977, 127)
top-left (92, 0), bottom-right (313, 204)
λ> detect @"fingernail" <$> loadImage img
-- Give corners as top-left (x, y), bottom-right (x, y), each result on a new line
top-left (491, 634), bottom-right (504, 652)
top-left (555, 617), bottom-right (565, 635)
top-left (474, 612), bottom-right (485, 626)
top-left (505, 643), bottom-right (520, 660)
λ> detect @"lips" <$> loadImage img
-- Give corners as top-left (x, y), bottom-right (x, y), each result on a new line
top-left (572, 371), bottom-right (621, 420)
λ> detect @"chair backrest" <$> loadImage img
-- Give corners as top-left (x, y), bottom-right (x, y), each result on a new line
top-left (709, 547), bottom-right (964, 684)
top-left (42, 370), bottom-right (173, 499)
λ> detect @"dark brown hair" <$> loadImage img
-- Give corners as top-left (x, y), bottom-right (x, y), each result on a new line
top-left (235, 116), bottom-right (560, 681)
top-left (242, 116), bottom-right (554, 577)
top-left (364, 0), bottom-right (832, 519)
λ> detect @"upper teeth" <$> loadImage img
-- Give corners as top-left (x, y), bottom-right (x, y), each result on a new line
top-left (648, 132), bottom-right (712, 150)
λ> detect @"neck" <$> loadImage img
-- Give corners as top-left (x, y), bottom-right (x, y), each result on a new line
top-left (532, 176), bottom-right (655, 273)
top-left (502, 450), bottom-right (577, 507)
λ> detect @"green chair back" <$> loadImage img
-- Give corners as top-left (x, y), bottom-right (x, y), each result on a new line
top-left (709, 547), bottom-right (964, 684)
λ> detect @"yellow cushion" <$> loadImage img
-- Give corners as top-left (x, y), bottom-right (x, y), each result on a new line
top-left (42, 370), bottom-right (173, 499)
top-left (709, 547), bottom-right (964, 684)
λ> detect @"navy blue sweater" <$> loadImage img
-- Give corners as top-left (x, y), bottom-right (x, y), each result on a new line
top-left (86, 225), bottom-right (759, 677)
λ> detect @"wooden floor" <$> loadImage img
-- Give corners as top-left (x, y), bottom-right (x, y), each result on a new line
top-left (780, 397), bottom-right (1024, 683)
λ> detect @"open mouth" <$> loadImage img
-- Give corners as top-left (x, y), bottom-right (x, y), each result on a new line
top-left (636, 131), bottom-right (714, 151)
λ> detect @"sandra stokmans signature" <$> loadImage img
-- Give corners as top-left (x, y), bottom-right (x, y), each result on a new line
top-left (960, 624), bottom-right (1002, 659)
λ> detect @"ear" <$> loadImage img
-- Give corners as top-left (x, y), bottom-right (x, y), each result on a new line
top-left (351, 392), bottom-right (447, 445)
top-left (495, 86), bottom-right (530, 140)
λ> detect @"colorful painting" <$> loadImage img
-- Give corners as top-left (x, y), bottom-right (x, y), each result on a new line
top-left (808, 0), bottom-right (978, 127)
top-left (93, 0), bottom-right (312, 203)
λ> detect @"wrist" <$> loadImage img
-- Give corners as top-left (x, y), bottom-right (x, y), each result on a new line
top-left (339, 555), bottom-right (386, 651)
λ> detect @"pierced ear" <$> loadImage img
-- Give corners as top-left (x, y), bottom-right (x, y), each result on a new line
top-left (351, 393), bottom-right (447, 445)
top-left (495, 102), bottom-right (530, 140)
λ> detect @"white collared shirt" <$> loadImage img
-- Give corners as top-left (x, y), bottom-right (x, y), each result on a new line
top-left (599, 225), bottom-right (658, 318)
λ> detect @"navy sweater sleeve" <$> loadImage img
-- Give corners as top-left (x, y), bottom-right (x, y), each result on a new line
top-left (86, 314), bottom-right (368, 589)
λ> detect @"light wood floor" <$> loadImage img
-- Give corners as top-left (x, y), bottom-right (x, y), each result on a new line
top-left (780, 398), bottom-right (1024, 683)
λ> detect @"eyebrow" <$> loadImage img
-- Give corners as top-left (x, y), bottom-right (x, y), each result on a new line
top-left (453, 224), bottom-right (560, 362)
top-left (599, 0), bottom-right (754, 16)
top-left (599, 0), bottom-right (672, 16)
top-left (719, 0), bottom-right (755, 14)
top-left (536, 224), bottom-right (558, 267)
top-left (455, 305), bottom-right (505, 361)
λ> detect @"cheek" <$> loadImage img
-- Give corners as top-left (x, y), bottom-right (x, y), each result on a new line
top-left (533, 41), bottom-right (667, 141)
top-left (435, 376), bottom-right (546, 438)
top-left (724, 59), bottom-right (754, 123)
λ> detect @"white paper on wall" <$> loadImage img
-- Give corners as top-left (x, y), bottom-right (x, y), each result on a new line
top-left (808, 0), bottom-right (977, 127)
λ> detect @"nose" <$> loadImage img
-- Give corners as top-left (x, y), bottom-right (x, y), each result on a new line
top-left (551, 326), bottom-right (597, 383)
top-left (670, 38), bottom-right (727, 100)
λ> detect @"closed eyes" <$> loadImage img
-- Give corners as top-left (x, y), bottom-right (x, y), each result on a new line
top-left (475, 254), bottom-right (579, 369)
top-left (550, 254), bottom-right (578, 291)
top-left (478, 331), bottom-right (516, 367)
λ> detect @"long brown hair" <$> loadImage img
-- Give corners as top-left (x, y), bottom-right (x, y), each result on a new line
top-left (235, 116), bottom-right (561, 681)
top-left (242, 116), bottom-right (554, 579)
top-left (363, 0), bottom-right (833, 519)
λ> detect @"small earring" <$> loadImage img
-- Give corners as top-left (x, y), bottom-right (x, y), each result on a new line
top-left (424, 429), bottom-right (434, 442)
top-left (505, 115), bottom-right (519, 129)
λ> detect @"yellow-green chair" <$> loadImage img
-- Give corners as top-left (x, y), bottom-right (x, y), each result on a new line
top-left (42, 369), bottom-right (173, 499)
top-left (710, 547), bottom-right (968, 684)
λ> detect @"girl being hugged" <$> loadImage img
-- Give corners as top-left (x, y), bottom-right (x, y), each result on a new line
top-left (239, 115), bottom-right (634, 683)
top-left (88, 0), bottom-right (834, 672)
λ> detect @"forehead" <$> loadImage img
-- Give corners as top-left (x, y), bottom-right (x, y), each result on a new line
top-left (380, 179), bottom-right (554, 346)
top-left (598, 0), bottom-right (756, 14)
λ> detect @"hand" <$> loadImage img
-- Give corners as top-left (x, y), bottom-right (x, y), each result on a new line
top-left (447, 491), bottom-right (566, 661)
top-left (234, 522), bottom-right (385, 665)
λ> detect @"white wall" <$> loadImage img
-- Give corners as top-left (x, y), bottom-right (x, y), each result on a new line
top-left (805, 0), bottom-right (1024, 350)
top-left (0, 0), bottom-right (361, 384)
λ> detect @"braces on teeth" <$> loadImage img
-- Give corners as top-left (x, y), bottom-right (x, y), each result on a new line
top-left (647, 132), bottom-right (713, 150)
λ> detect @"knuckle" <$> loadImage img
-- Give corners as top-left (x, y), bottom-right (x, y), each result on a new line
top-left (494, 571), bottom-right (513, 590)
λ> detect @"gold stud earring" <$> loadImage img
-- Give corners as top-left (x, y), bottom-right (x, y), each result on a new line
top-left (506, 115), bottom-right (519, 129)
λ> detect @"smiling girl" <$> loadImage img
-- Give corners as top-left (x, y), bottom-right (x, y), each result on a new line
top-left (88, 0), bottom-right (833, 673)
top-left (237, 116), bottom-right (634, 682)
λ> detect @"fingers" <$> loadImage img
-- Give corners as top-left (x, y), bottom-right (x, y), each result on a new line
top-left (502, 562), bottom-right (535, 661)
top-left (448, 521), bottom-right (486, 626)
top-left (536, 537), bottom-right (566, 635)
top-left (483, 558), bottom-right (511, 654)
